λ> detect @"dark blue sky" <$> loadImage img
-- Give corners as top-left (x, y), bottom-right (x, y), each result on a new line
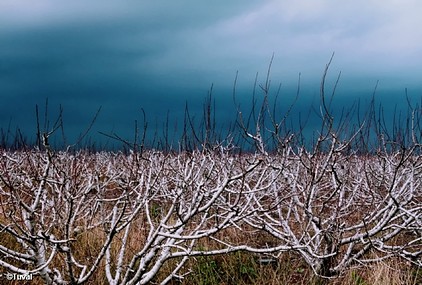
top-left (1, 1), bottom-right (421, 149)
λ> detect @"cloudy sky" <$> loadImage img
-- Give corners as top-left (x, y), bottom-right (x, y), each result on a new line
top-left (1, 0), bottom-right (421, 149)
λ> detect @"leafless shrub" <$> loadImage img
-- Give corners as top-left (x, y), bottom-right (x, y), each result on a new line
top-left (0, 146), bottom-right (280, 284)
top-left (0, 55), bottom-right (421, 284)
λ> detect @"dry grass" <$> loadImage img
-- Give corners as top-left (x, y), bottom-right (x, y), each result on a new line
top-left (0, 216), bottom-right (420, 284)
top-left (0, 149), bottom-right (421, 284)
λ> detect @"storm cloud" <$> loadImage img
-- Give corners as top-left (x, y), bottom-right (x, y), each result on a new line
top-left (1, 0), bottom-right (421, 148)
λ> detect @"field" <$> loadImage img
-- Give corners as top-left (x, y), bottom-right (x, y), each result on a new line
top-left (1, 146), bottom-right (421, 284)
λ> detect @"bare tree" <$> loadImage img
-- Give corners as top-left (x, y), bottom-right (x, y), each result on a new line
top-left (239, 54), bottom-right (422, 280)
top-left (1, 146), bottom-right (280, 284)
top-left (1, 55), bottom-right (421, 285)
